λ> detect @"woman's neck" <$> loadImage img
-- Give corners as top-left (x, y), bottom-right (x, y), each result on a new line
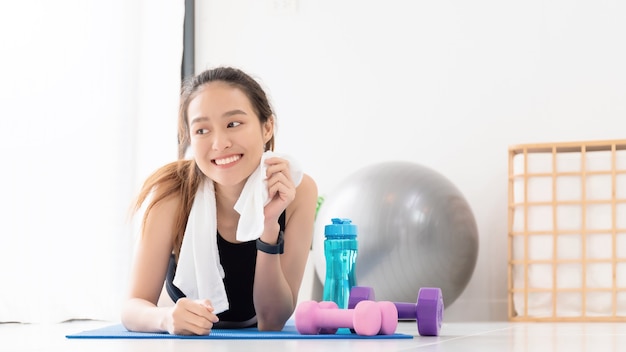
top-left (214, 181), bottom-right (245, 212)
top-left (214, 181), bottom-right (245, 241)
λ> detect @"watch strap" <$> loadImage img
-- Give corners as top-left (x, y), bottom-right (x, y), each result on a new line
top-left (256, 230), bottom-right (284, 254)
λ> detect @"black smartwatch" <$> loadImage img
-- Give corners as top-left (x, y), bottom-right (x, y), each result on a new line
top-left (256, 230), bottom-right (284, 255)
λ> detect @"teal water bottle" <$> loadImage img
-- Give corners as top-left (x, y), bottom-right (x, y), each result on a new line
top-left (322, 218), bottom-right (358, 309)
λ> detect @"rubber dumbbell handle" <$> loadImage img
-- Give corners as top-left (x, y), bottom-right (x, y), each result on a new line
top-left (317, 308), bottom-right (357, 329)
top-left (394, 302), bottom-right (417, 320)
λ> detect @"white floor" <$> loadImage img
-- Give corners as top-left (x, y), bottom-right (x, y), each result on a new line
top-left (2, 320), bottom-right (625, 352)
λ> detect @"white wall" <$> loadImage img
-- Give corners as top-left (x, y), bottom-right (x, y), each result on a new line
top-left (0, 0), bottom-right (182, 322)
top-left (194, 0), bottom-right (626, 321)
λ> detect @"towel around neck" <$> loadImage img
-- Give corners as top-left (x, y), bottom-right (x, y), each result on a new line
top-left (173, 151), bottom-right (303, 313)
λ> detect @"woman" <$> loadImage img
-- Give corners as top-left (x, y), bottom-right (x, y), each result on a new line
top-left (121, 67), bottom-right (318, 335)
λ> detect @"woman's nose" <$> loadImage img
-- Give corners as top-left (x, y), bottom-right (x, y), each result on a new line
top-left (211, 129), bottom-right (232, 150)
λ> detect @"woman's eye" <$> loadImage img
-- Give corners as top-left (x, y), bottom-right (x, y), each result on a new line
top-left (195, 128), bottom-right (209, 135)
top-left (227, 121), bottom-right (241, 128)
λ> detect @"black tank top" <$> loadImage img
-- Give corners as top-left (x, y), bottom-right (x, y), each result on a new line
top-left (165, 212), bottom-right (286, 328)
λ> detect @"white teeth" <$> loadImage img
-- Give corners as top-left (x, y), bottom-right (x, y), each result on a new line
top-left (215, 155), bottom-right (241, 165)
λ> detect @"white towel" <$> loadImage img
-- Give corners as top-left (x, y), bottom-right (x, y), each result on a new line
top-left (173, 151), bottom-right (303, 313)
top-left (234, 151), bottom-right (303, 241)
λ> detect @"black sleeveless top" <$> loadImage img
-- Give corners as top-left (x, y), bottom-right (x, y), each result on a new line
top-left (165, 212), bottom-right (286, 328)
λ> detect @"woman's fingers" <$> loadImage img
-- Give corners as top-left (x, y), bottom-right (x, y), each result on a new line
top-left (265, 160), bottom-right (295, 205)
top-left (266, 174), bottom-right (296, 211)
top-left (264, 157), bottom-right (293, 183)
top-left (265, 158), bottom-right (295, 198)
top-left (267, 179), bottom-right (295, 202)
top-left (263, 157), bottom-right (297, 224)
top-left (169, 298), bottom-right (219, 335)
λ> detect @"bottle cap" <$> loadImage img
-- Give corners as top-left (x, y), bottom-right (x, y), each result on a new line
top-left (324, 218), bottom-right (357, 238)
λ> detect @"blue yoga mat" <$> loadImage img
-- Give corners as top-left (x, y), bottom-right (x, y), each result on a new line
top-left (66, 322), bottom-right (413, 340)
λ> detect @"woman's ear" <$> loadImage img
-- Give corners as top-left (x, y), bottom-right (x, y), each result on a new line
top-left (263, 116), bottom-right (275, 143)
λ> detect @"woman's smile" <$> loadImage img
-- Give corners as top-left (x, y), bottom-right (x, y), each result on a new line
top-left (213, 154), bottom-right (242, 166)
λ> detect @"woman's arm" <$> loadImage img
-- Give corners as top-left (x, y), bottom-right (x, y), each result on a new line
top-left (120, 194), bottom-right (219, 335)
top-left (254, 172), bottom-right (318, 330)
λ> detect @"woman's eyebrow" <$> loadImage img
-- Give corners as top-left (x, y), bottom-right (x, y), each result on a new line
top-left (189, 116), bottom-right (208, 125)
top-left (189, 110), bottom-right (247, 125)
top-left (222, 109), bottom-right (247, 118)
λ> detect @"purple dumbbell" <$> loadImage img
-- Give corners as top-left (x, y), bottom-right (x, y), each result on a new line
top-left (349, 286), bottom-right (444, 336)
top-left (295, 300), bottom-right (398, 336)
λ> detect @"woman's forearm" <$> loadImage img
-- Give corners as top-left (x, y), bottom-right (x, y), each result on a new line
top-left (253, 251), bottom-right (295, 331)
top-left (121, 298), bottom-right (171, 333)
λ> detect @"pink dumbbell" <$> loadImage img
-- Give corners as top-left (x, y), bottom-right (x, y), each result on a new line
top-left (295, 300), bottom-right (398, 336)
top-left (318, 301), bottom-right (340, 334)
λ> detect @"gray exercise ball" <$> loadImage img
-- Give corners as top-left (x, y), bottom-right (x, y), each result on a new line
top-left (313, 161), bottom-right (479, 308)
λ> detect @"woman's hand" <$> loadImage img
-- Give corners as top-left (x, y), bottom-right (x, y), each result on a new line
top-left (166, 298), bottom-right (219, 335)
top-left (263, 157), bottom-right (296, 225)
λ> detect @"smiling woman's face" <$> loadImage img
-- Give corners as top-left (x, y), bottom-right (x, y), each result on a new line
top-left (187, 81), bottom-right (273, 187)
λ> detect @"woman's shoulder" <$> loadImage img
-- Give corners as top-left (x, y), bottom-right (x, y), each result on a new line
top-left (297, 173), bottom-right (317, 196)
top-left (291, 173), bottom-right (318, 211)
